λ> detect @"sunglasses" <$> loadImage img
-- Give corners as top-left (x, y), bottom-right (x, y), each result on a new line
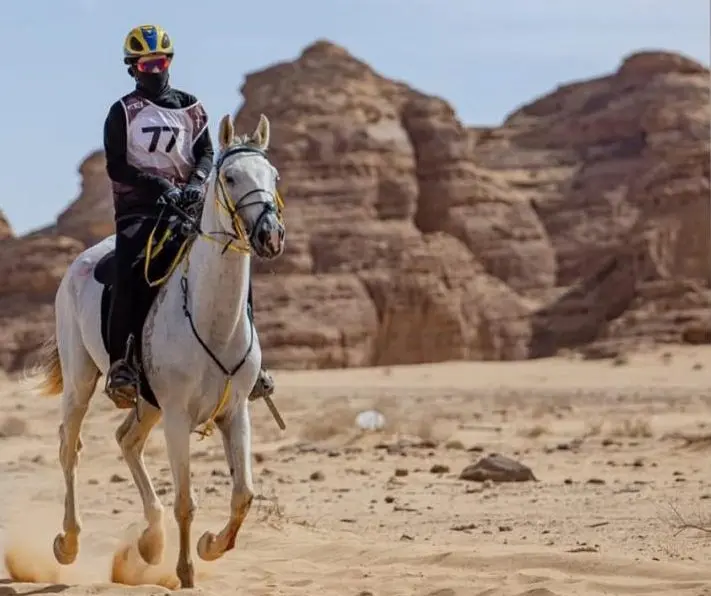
top-left (136, 55), bottom-right (171, 73)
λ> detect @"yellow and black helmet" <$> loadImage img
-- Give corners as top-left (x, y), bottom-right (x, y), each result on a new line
top-left (123, 25), bottom-right (174, 62)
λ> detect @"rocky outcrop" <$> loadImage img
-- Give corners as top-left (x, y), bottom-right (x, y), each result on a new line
top-left (0, 234), bottom-right (83, 371)
top-left (0, 42), bottom-right (708, 373)
top-left (55, 150), bottom-right (114, 246)
top-left (0, 210), bottom-right (12, 240)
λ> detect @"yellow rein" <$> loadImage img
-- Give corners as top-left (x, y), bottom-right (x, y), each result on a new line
top-left (139, 174), bottom-right (284, 438)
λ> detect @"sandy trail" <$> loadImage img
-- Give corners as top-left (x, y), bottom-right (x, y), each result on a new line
top-left (1, 347), bottom-right (711, 595)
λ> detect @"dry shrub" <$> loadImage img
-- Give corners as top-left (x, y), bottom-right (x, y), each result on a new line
top-left (583, 419), bottom-right (605, 438)
top-left (254, 479), bottom-right (285, 529)
top-left (612, 353), bottom-right (630, 366)
top-left (608, 417), bottom-right (653, 438)
top-left (299, 403), bottom-right (356, 442)
top-left (519, 423), bottom-right (550, 439)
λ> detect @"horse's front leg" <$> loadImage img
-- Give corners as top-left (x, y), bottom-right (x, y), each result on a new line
top-left (163, 412), bottom-right (197, 588)
top-left (115, 402), bottom-right (165, 565)
top-left (197, 398), bottom-right (254, 561)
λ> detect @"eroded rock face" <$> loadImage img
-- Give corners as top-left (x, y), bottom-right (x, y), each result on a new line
top-left (0, 234), bottom-right (84, 371)
top-left (55, 150), bottom-right (114, 246)
top-left (0, 210), bottom-right (12, 240)
top-left (0, 44), bottom-right (708, 373)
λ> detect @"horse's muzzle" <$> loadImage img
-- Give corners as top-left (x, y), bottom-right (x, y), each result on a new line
top-left (255, 216), bottom-right (285, 259)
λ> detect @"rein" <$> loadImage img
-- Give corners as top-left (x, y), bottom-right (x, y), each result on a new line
top-left (141, 143), bottom-right (285, 437)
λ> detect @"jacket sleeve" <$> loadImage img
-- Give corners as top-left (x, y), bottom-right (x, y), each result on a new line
top-left (103, 100), bottom-right (174, 196)
top-left (188, 102), bottom-right (215, 186)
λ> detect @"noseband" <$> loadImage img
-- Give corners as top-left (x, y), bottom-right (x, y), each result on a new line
top-left (212, 145), bottom-right (284, 254)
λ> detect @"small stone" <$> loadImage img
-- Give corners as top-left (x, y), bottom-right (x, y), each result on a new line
top-left (460, 454), bottom-right (536, 483)
top-left (384, 496), bottom-right (395, 504)
top-left (110, 473), bottom-right (127, 483)
top-left (445, 440), bottom-right (465, 450)
top-left (430, 464), bottom-right (450, 474)
top-left (310, 471), bottom-right (325, 481)
top-left (587, 478), bottom-right (605, 485)
top-left (394, 468), bottom-right (409, 477)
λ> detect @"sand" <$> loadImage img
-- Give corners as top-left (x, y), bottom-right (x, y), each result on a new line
top-left (1, 346), bottom-right (711, 595)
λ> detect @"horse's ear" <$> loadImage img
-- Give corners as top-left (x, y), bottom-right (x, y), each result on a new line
top-left (253, 113), bottom-right (270, 150)
top-left (218, 114), bottom-right (234, 151)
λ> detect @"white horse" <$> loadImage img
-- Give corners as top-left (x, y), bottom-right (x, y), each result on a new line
top-left (35, 113), bottom-right (286, 589)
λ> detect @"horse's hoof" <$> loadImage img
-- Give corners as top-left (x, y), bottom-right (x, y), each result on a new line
top-left (53, 533), bottom-right (77, 565)
top-left (197, 531), bottom-right (222, 562)
top-left (138, 528), bottom-right (164, 565)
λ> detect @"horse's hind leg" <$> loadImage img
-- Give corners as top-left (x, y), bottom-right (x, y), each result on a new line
top-left (54, 325), bottom-right (100, 565)
top-left (197, 398), bottom-right (254, 561)
top-left (115, 401), bottom-right (164, 565)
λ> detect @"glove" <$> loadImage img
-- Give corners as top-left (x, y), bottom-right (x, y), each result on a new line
top-left (181, 183), bottom-right (204, 205)
top-left (159, 186), bottom-right (182, 206)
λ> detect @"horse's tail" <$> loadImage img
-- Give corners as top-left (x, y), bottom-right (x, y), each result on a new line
top-left (35, 334), bottom-right (63, 397)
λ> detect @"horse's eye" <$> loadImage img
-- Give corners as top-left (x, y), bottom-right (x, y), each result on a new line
top-left (224, 175), bottom-right (235, 185)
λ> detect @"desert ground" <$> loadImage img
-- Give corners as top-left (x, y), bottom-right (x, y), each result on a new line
top-left (0, 347), bottom-right (711, 595)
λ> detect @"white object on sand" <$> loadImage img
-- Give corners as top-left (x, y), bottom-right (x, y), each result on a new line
top-left (355, 409), bottom-right (386, 431)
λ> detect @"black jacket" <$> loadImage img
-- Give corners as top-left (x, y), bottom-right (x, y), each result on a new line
top-left (103, 86), bottom-right (214, 218)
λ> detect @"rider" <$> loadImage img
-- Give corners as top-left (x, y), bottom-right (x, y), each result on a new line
top-left (103, 24), bottom-right (275, 409)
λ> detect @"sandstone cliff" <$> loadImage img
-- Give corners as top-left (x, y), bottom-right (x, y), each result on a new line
top-left (0, 41), bottom-right (708, 373)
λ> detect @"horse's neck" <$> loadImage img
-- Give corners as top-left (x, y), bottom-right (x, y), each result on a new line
top-left (181, 188), bottom-right (251, 350)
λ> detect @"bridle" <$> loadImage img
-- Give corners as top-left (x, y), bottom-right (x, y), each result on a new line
top-left (210, 144), bottom-right (285, 255)
top-left (172, 143), bottom-right (285, 438)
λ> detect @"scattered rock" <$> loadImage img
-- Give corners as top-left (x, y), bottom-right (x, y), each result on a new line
top-left (310, 471), bottom-right (325, 481)
top-left (394, 468), bottom-right (409, 477)
top-left (460, 454), bottom-right (537, 483)
top-left (430, 464), bottom-right (450, 474)
top-left (445, 440), bottom-right (465, 450)
top-left (451, 523), bottom-right (477, 532)
top-left (109, 473), bottom-right (127, 483)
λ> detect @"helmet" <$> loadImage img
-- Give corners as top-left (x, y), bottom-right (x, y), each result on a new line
top-left (123, 25), bottom-right (173, 62)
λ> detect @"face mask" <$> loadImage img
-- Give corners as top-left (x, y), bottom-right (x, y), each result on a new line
top-left (135, 70), bottom-right (169, 96)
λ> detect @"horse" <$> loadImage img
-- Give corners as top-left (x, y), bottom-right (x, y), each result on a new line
top-left (34, 113), bottom-right (286, 589)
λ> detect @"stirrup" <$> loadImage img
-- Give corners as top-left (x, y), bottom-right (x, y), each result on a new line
top-left (105, 335), bottom-right (139, 409)
top-left (105, 362), bottom-right (139, 409)
top-left (248, 369), bottom-right (275, 402)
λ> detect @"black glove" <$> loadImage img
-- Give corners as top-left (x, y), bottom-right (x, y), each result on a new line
top-left (159, 186), bottom-right (182, 206)
top-left (181, 183), bottom-right (204, 205)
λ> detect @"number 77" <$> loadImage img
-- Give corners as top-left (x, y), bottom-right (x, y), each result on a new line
top-left (141, 125), bottom-right (182, 152)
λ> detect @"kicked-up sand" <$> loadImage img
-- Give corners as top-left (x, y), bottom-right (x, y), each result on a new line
top-left (0, 346), bottom-right (711, 595)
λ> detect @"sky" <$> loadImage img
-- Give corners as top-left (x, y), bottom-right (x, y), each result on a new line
top-left (1, 0), bottom-right (709, 235)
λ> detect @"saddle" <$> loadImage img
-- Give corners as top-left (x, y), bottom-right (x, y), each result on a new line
top-left (95, 213), bottom-right (192, 408)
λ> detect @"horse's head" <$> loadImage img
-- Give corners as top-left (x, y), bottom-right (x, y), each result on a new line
top-left (210, 113), bottom-right (285, 260)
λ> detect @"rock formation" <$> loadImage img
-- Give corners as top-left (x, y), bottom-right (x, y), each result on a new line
top-left (0, 41), bottom-right (708, 373)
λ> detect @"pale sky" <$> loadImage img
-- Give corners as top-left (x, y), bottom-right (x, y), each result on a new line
top-left (1, 0), bottom-right (709, 235)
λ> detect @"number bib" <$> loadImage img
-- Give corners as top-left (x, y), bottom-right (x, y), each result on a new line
top-left (120, 92), bottom-right (208, 186)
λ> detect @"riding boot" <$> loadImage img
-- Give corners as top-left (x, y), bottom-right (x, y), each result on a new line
top-left (106, 359), bottom-right (140, 409)
top-left (105, 216), bottom-right (148, 409)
